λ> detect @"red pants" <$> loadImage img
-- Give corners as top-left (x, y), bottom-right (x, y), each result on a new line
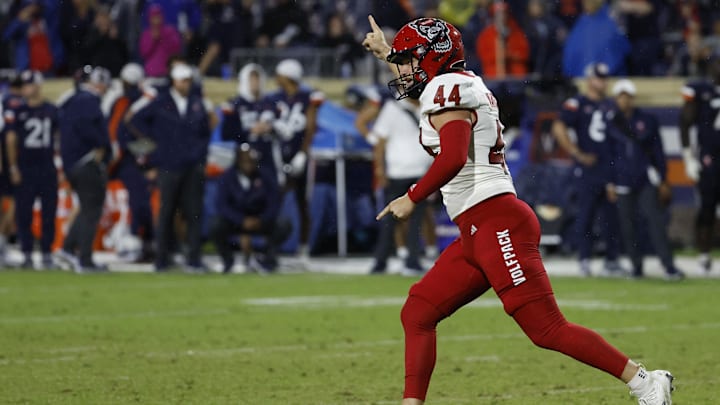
top-left (401, 193), bottom-right (629, 400)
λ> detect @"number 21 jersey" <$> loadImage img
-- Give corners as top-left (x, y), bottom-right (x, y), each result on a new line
top-left (419, 71), bottom-right (515, 220)
top-left (4, 102), bottom-right (58, 171)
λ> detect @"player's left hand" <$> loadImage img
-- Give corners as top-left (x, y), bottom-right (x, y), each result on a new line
top-left (376, 193), bottom-right (416, 221)
top-left (682, 148), bottom-right (700, 182)
top-left (658, 182), bottom-right (672, 206)
top-left (605, 183), bottom-right (617, 203)
top-left (288, 151), bottom-right (307, 176)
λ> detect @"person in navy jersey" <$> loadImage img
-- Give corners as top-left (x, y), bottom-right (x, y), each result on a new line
top-left (4, 70), bottom-right (58, 269)
top-left (106, 63), bottom-right (154, 261)
top-left (605, 80), bottom-right (684, 280)
top-left (260, 59), bottom-right (324, 265)
top-left (129, 63), bottom-right (214, 272)
top-left (220, 63), bottom-right (276, 177)
top-left (210, 143), bottom-right (286, 274)
top-left (552, 63), bottom-right (624, 277)
top-left (0, 73), bottom-right (24, 265)
top-left (680, 53), bottom-right (720, 274)
top-left (56, 65), bottom-right (112, 273)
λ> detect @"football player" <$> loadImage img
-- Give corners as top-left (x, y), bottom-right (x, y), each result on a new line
top-left (210, 143), bottom-right (286, 274)
top-left (363, 15), bottom-right (674, 405)
top-left (0, 72), bottom-right (24, 266)
top-left (552, 63), bottom-right (624, 277)
top-left (680, 52), bottom-right (720, 274)
top-left (56, 65), bottom-right (112, 272)
top-left (107, 63), bottom-right (155, 261)
top-left (4, 71), bottom-right (58, 269)
top-left (260, 59), bottom-right (324, 266)
top-left (220, 63), bottom-right (275, 177)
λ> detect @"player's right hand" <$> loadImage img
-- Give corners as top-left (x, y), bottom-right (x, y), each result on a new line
top-left (374, 171), bottom-right (388, 190)
top-left (682, 148), bottom-right (700, 182)
top-left (363, 15), bottom-right (391, 61)
top-left (9, 167), bottom-right (21, 185)
top-left (575, 151), bottom-right (597, 167)
top-left (250, 121), bottom-right (272, 135)
top-left (377, 193), bottom-right (416, 221)
top-left (243, 217), bottom-right (262, 231)
top-left (605, 183), bottom-right (617, 203)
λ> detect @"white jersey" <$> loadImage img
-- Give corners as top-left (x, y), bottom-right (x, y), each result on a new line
top-left (371, 98), bottom-right (433, 179)
top-left (418, 71), bottom-right (515, 219)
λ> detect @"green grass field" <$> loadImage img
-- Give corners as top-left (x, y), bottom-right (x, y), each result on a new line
top-left (1, 271), bottom-right (718, 404)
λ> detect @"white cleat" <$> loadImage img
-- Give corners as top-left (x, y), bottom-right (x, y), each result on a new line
top-left (53, 250), bottom-right (82, 273)
top-left (698, 256), bottom-right (712, 275)
top-left (632, 369), bottom-right (674, 405)
top-left (579, 259), bottom-right (592, 277)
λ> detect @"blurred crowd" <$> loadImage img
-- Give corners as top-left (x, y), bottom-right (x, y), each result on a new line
top-left (1, 0), bottom-right (720, 80)
top-left (1, 0), bottom-right (720, 276)
top-left (0, 0), bottom-right (369, 78)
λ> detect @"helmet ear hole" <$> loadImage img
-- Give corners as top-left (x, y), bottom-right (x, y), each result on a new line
top-left (449, 60), bottom-right (466, 70)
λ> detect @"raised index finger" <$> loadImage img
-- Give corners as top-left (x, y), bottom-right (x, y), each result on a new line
top-left (368, 15), bottom-right (382, 33)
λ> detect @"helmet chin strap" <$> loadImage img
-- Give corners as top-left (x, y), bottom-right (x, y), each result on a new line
top-left (407, 87), bottom-right (423, 99)
top-left (388, 72), bottom-right (423, 100)
top-left (388, 58), bottom-right (427, 100)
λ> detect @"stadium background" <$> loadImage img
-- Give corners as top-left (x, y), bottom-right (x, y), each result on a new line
top-left (1, 0), bottom-right (719, 260)
top-left (14, 75), bottom-right (701, 259)
top-left (3, 2), bottom-right (720, 404)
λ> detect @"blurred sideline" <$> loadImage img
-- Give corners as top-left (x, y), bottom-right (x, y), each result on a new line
top-left (4, 248), bottom-right (719, 279)
top-left (40, 77), bottom-right (688, 107)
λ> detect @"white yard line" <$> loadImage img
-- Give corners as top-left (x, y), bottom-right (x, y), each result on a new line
top-left (0, 355), bottom-right (78, 366)
top-left (0, 308), bottom-right (231, 324)
top-left (3, 322), bottom-right (719, 367)
top-left (243, 295), bottom-right (669, 311)
top-left (317, 351), bottom-right (376, 359)
top-left (0, 278), bottom-right (234, 294)
top-left (0, 295), bottom-right (666, 326)
top-left (44, 345), bottom-right (98, 354)
top-left (464, 355), bottom-right (501, 363)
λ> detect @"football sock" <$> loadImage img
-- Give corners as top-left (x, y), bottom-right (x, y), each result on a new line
top-left (298, 244), bottom-right (309, 258)
top-left (512, 295), bottom-right (628, 378)
top-left (699, 252), bottom-right (710, 263)
top-left (397, 246), bottom-right (409, 260)
top-left (401, 295), bottom-right (444, 401)
top-left (425, 245), bottom-right (438, 258)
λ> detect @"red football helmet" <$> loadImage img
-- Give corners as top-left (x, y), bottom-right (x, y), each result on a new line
top-left (387, 18), bottom-right (465, 99)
